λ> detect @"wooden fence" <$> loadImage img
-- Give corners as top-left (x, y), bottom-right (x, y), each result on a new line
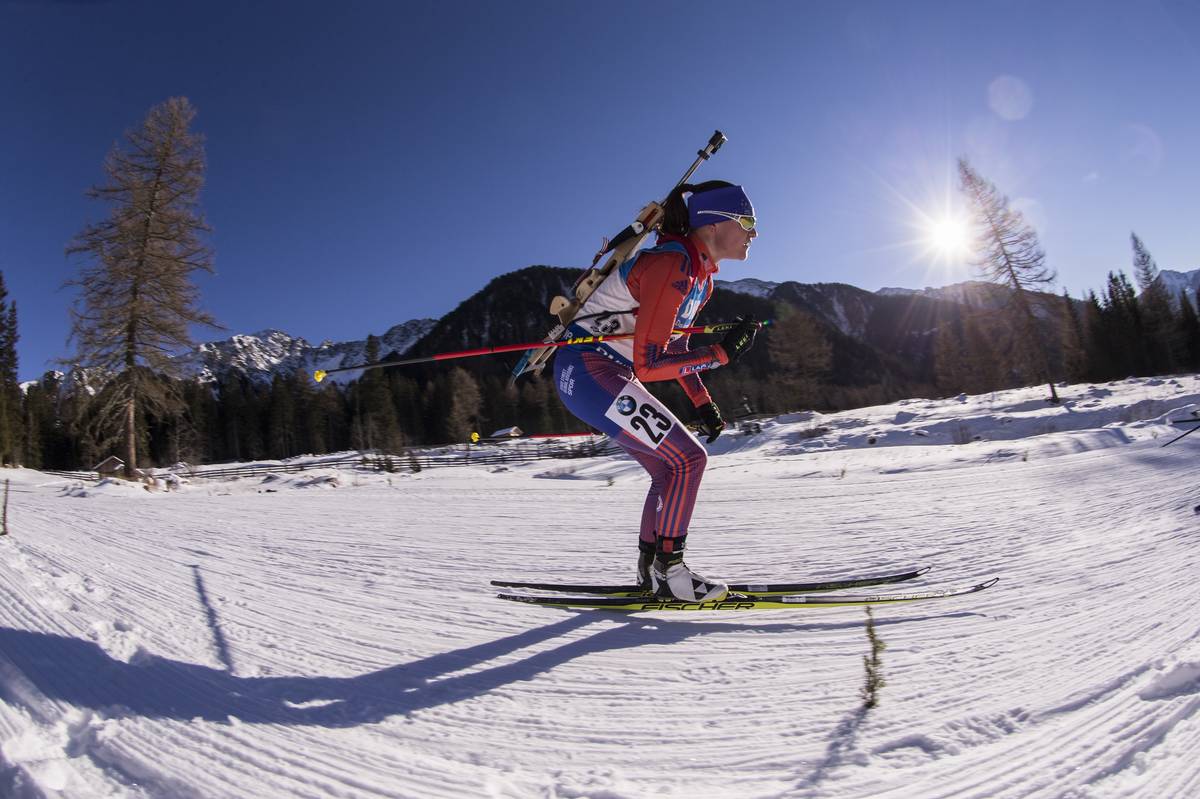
top-left (43, 469), bottom-right (103, 481)
top-left (43, 437), bottom-right (624, 483)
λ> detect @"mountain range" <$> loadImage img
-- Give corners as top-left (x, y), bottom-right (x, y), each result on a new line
top-left (170, 318), bottom-right (438, 385)
top-left (1156, 268), bottom-right (1200, 306)
top-left (30, 266), bottom-right (1199, 392)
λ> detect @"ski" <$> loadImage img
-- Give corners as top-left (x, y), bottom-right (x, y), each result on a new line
top-left (490, 565), bottom-right (931, 598)
top-left (496, 577), bottom-right (998, 612)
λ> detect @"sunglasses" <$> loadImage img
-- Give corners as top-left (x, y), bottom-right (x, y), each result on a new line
top-left (700, 210), bottom-right (757, 231)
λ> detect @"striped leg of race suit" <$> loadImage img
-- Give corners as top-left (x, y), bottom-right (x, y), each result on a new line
top-left (554, 348), bottom-right (707, 545)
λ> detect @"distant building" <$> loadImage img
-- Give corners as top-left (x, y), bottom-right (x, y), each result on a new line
top-left (488, 426), bottom-right (523, 439)
top-left (94, 456), bottom-right (125, 477)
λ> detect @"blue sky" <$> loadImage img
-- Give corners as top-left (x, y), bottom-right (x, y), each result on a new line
top-left (3, 0), bottom-right (1199, 381)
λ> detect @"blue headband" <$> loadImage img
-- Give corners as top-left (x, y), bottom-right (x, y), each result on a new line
top-left (687, 185), bottom-right (755, 229)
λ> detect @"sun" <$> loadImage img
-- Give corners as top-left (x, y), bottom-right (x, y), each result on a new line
top-left (924, 214), bottom-right (972, 259)
top-left (844, 159), bottom-right (977, 287)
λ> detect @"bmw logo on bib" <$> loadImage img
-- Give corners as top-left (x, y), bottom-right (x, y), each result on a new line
top-left (616, 395), bottom-right (637, 416)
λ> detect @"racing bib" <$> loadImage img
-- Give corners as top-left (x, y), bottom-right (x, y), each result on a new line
top-left (603, 382), bottom-right (677, 449)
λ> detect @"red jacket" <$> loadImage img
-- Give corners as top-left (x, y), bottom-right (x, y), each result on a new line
top-left (623, 235), bottom-right (728, 405)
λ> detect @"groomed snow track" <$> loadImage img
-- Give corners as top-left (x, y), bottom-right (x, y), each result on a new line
top-left (1, 381), bottom-right (1198, 798)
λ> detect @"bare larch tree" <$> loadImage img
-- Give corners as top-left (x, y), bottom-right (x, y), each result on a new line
top-left (66, 97), bottom-right (219, 478)
top-left (958, 158), bottom-right (1060, 404)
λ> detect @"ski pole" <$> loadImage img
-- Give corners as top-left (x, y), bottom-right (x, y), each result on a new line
top-left (1161, 418), bottom-right (1200, 448)
top-left (312, 320), bottom-right (770, 382)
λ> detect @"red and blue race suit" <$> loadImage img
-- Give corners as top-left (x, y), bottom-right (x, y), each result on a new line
top-left (554, 234), bottom-right (730, 546)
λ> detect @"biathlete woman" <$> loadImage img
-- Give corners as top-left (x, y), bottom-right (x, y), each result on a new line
top-left (553, 181), bottom-right (761, 602)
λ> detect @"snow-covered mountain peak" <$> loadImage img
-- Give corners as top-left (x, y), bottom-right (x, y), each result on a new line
top-left (1155, 268), bottom-right (1200, 305)
top-left (19, 370), bottom-right (64, 394)
top-left (379, 319), bottom-right (436, 354)
top-left (714, 277), bottom-right (780, 299)
top-left (875, 281), bottom-right (998, 302)
top-left (176, 319), bottom-right (437, 384)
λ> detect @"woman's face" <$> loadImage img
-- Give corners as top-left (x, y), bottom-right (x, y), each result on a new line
top-left (709, 218), bottom-right (757, 262)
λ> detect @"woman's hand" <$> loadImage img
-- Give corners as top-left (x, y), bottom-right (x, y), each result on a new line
top-left (718, 318), bottom-right (761, 364)
top-left (696, 402), bottom-right (725, 443)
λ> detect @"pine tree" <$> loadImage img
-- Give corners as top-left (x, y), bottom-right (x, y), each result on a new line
top-left (518, 376), bottom-right (554, 437)
top-left (320, 382), bottom-right (350, 454)
top-left (1178, 291), bottom-right (1200, 371)
top-left (349, 335), bottom-right (403, 452)
top-left (483, 376), bottom-right (520, 435)
top-left (53, 373), bottom-right (89, 468)
top-left (767, 304), bottom-right (833, 408)
top-left (388, 373), bottom-right (424, 444)
top-left (216, 374), bottom-right (245, 462)
top-left (22, 373), bottom-right (69, 470)
top-left (286, 368), bottom-right (315, 456)
top-left (1082, 290), bottom-right (1116, 381)
top-left (1060, 289), bottom-right (1089, 382)
top-left (244, 380), bottom-right (268, 461)
top-left (65, 98), bottom-right (219, 478)
top-left (444, 367), bottom-right (483, 442)
top-left (141, 370), bottom-right (184, 466)
top-left (21, 385), bottom-right (44, 469)
top-left (266, 373), bottom-right (297, 459)
top-left (180, 379), bottom-right (216, 464)
top-left (1101, 271), bottom-right (1145, 376)
top-left (960, 314), bottom-right (1004, 394)
top-left (0, 274), bottom-right (21, 465)
top-left (933, 319), bottom-right (968, 395)
top-left (958, 158), bottom-right (1061, 402)
top-left (1130, 233), bottom-right (1176, 373)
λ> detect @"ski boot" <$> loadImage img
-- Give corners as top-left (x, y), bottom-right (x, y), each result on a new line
top-left (650, 535), bottom-right (728, 602)
top-left (637, 539), bottom-right (656, 593)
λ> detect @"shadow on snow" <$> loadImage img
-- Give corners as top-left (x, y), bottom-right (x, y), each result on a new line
top-left (0, 611), bottom-right (976, 729)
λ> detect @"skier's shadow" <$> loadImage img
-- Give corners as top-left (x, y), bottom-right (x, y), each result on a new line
top-left (0, 612), bottom-right (963, 729)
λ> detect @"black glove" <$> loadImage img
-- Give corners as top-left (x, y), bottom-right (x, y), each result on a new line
top-left (696, 401), bottom-right (725, 443)
top-left (720, 318), bottom-right (761, 364)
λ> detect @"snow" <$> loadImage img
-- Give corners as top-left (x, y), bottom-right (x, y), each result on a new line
top-left (172, 319), bottom-right (438, 385)
top-left (2, 375), bottom-right (1200, 798)
top-left (827, 295), bottom-right (857, 338)
top-left (714, 277), bottom-right (780, 299)
top-left (1157, 269), bottom-right (1200, 307)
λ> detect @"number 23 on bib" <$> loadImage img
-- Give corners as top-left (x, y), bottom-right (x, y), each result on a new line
top-left (604, 385), bottom-right (677, 448)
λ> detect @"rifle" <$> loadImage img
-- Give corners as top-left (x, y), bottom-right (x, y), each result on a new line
top-left (507, 130), bottom-right (728, 386)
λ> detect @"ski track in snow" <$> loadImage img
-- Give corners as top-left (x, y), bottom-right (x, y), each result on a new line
top-left (1, 377), bottom-right (1199, 798)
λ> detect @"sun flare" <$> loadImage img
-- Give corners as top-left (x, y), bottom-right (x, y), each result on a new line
top-left (925, 214), bottom-right (972, 259)
top-left (849, 160), bottom-right (977, 287)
